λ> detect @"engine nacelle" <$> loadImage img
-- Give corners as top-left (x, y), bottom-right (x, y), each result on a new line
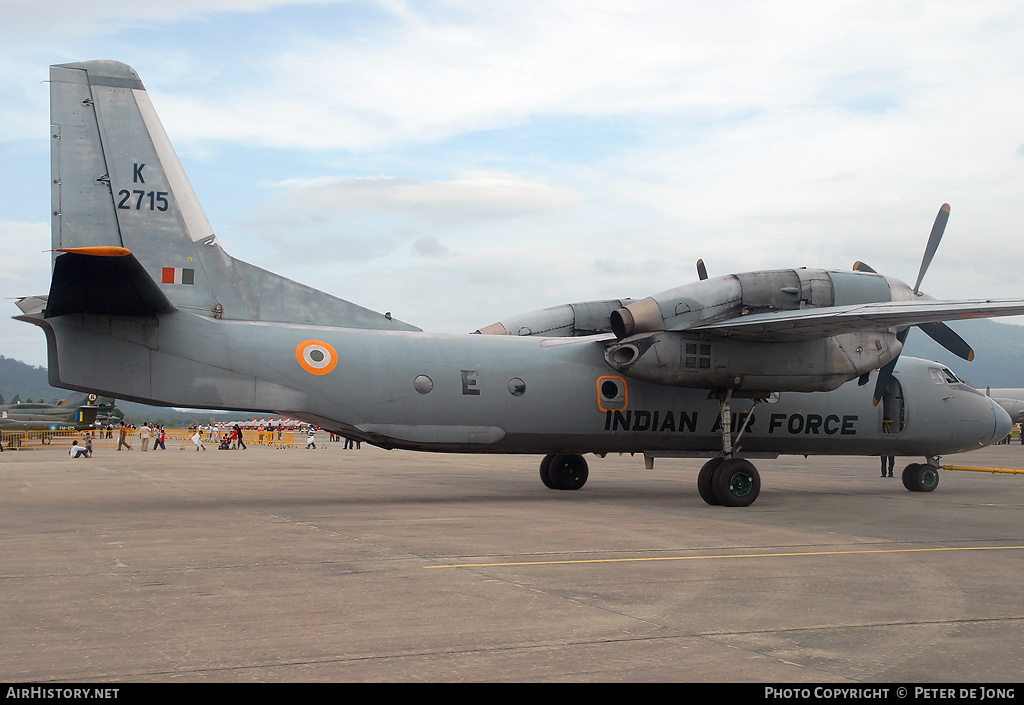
top-left (474, 299), bottom-right (631, 337)
top-left (610, 268), bottom-right (905, 339)
top-left (604, 330), bottom-right (903, 393)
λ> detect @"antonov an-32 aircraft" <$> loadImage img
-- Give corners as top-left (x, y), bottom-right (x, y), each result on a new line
top-left (15, 61), bottom-right (1024, 506)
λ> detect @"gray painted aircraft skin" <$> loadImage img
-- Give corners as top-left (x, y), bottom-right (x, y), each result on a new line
top-left (14, 60), bottom-right (1024, 505)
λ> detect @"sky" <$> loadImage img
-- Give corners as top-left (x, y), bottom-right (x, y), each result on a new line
top-left (2, 0), bottom-right (1023, 368)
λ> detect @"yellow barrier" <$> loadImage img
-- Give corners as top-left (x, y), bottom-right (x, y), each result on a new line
top-left (1, 428), bottom-right (303, 451)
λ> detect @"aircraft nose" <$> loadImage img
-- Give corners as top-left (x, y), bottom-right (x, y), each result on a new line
top-left (991, 399), bottom-right (1013, 445)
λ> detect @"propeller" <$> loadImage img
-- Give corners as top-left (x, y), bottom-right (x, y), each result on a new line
top-left (914, 203), bottom-right (950, 294)
top-left (855, 204), bottom-right (972, 406)
top-left (696, 259), bottom-right (708, 281)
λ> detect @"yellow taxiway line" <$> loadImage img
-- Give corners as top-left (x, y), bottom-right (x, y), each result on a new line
top-left (425, 544), bottom-right (1024, 570)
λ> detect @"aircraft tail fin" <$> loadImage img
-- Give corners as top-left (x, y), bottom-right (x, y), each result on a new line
top-left (49, 61), bottom-right (418, 331)
top-left (65, 404), bottom-right (100, 428)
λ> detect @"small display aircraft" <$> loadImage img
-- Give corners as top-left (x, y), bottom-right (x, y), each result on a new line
top-left (14, 61), bottom-right (1024, 504)
top-left (0, 395), bottom-right (100, 447)
top-left (0, 398), bottom-right (99, 432)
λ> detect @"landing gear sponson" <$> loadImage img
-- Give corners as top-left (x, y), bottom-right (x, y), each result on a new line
top-left (537, 390), bottom-right (764, 504)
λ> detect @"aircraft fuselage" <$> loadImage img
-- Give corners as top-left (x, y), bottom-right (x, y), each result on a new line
top-left (39, 309), bottom-right (1008, 457)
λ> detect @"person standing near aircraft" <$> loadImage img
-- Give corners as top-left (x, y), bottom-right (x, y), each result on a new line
top-left (880, 455), bottom-right (894, 478)
top-left (234, 424), bottom-right (246, 450)
top-left (154, 426), bottom-right (166, 451)
top-left (191, 428), bottom-right (205, 451)
top-left (117, 422), bottom-right (131, 451)
top-left (140, 422), bottom-right (151, 451)
top-left (306, 428), bottom-right (317, 449)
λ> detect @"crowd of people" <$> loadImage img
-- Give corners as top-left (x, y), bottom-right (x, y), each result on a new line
top-left (63, 422), bottom-right (361, 457)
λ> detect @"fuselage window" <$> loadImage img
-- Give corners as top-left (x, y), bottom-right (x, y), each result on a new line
top-left (929, 369), bottom-right (945, 384)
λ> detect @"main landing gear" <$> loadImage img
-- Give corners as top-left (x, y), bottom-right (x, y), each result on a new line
top-left (698, 388), bottom-right (762, 507)
top-left (539, 453), bottom-right (589, 490)
top-left (697, 457), bottom-right (761, 507)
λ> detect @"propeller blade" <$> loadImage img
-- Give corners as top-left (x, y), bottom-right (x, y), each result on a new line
top-left (913, 203), bottom-right (950, 293)
top-left (853, 261), bottom-right (877, 273)
top-left (918, 321), bottom-right (975, 361)
top-left (872, 328), bottom-right (910, 407)
top-left (696, 259), bottom-right (708, 281)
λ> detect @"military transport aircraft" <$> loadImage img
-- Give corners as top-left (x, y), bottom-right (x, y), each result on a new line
top-left (13, 60), bottom-right (1024, 505)
top-left (985, 389), bottom-right (1024, 425)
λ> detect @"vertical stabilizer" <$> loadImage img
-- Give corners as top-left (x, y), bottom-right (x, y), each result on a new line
top-left (50, 61), bottom-right (218, 315)
top-left (49, 61), bottom-right (418, 330)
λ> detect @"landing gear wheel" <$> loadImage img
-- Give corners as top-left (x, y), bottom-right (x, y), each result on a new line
top-left (902, 463), bottom-right (940, 492)
top-left (712, 458), bottom-right (761, 507)
top-left (698, 458), bottom-right (723, 506)
top-left (547, 453), bottom-right (589, 490)
top-left (42, 436), bottom-right (51, 445)
top-left (539, 455), bottom-right (556, 489)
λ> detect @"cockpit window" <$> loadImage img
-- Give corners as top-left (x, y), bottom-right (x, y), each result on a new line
top-left (929, 368), bottom-right (962, 384)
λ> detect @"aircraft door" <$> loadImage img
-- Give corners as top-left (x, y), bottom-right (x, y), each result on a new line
top-left (881, 377), bottom-right (905, 436)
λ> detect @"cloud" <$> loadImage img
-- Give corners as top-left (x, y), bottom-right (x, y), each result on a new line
top-left (412, 236), bottom-right (449, 258)
top-left (0, 221), bottom-right (52, 366)
top-left (236, 171), bottom-right (581, 263)
top-left (273, 172), bottom-right (579, 224)
top-left (5, 0), bottom-right (1024, 364)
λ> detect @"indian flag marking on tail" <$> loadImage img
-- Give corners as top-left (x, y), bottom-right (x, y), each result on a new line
top-left (162, 267), bottom-right (195, 285)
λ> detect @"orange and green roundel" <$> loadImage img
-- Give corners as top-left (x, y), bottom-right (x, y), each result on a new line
top-left (296, 340), bottom-right (339, 375)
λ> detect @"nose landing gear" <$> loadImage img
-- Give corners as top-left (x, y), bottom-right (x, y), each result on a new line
top-left (902, 461), bottom-right (940, 492)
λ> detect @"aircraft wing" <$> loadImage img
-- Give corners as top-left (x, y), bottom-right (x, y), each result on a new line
top-left (690, 299), bottom-right (1024, 341)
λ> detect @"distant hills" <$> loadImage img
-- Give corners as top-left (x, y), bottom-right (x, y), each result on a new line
top-left (900, 318), bottom-right (1024, 390)
top-left (2, 318), bottom-right (1022, 418)
top-left (0, 355), bottom-right (259, 426)
top-left (0, 356), bottom-right (59, 404)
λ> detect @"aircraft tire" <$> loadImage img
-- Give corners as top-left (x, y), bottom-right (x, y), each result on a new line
top-left (548, 453), bottom-right (589, 490)
top-left (712, 458), bottom-right (760, 507)
top-left (42, 436), bottom-right (51, 445)
top-left (902, 463), bottom-right (940, 492)
top-left (901, 464), bottom-right (920, 491)
top-left (539, 454), bottom-right (556, 489)
top-left (697, 458), bottom-right (723, 505)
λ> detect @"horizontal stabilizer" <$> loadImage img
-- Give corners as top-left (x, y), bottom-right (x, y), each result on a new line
top-left (45, 248), bottom-right (173, 318)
